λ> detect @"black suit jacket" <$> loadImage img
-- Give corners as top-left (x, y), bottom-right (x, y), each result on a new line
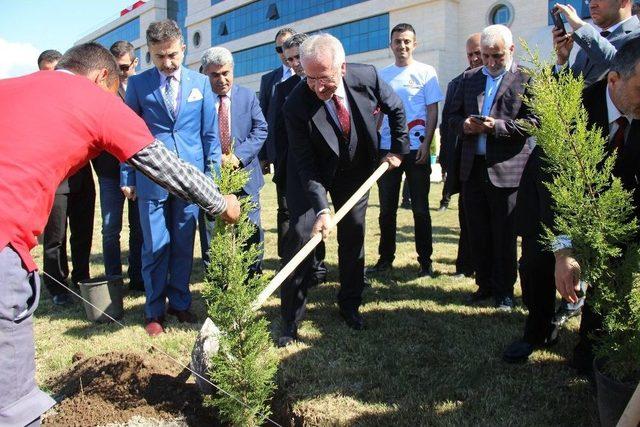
top-left (283, 63), bottom-right (409, 214)
top-left (259, 66), bottom-right (284, 162)
top-left (268, 74), bottom-right (301, 186)
top-left (440, 71), bottom-right (464, 196)
top-left (449, 62), bottom-right (538, 188)
top-left (516, 78), bottom-right (640, 237)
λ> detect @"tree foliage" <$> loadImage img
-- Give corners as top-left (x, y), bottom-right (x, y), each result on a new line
top-left (521, 42), bottom-right (640, 381)
top-left (202, 161), bottom-right (278, 426)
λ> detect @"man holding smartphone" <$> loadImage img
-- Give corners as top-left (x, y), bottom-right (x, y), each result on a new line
top-left (448, 25), bottom-right (538, 311)
top-left (552, 1), bottom-right (640, 87)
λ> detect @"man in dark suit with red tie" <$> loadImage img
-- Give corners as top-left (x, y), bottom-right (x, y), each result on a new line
top-left (279, 34), bottom-right (408, 346)
top-left (448, 25), bottom-right (538, 311)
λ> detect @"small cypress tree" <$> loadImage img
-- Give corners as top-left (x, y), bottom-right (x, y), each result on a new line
top-left (202, 160), bottom-right (278, 426)
top-left (521, 43), bottom-right (640, 381)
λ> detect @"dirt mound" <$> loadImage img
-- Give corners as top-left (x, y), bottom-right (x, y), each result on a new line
top-left (42, 351), bottom-right (219, 425)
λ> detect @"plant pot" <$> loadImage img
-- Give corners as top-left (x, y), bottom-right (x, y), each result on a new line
top-left (78, 276), bottom-right (124, 323)
top-left (594, 359), bottom-right (637, 427)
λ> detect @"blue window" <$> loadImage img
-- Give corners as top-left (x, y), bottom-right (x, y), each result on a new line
top-left (168, 0), bottom-right (189, 53)
top-left (95, 18), bottom-right (140, 49)
top-left (490, 5), bottom-right (511, 25)
top-left (211, 0), bottom-right (368, 44)
top-left (233, 14), bottom-right (389, 77)
top-left (547, 0), bottom-right (590, 26)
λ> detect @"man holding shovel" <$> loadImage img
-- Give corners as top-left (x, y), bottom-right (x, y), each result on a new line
top-left (0, 42), bottom-right (240, 427)
top-left (279, 34), bottom-right (409, 346)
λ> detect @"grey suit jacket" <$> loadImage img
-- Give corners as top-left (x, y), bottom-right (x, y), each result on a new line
top-left (570, 16), bottom-right (640, 86)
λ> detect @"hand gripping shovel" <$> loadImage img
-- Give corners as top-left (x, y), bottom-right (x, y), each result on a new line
top-left (252, 161), bottom-right (390, 310)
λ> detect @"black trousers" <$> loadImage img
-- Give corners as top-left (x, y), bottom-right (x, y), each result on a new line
top-left (42, 187), bottom-right (95, 296)
top-left (377, 150), bottom-right (433, 267)
top-left (455, 192), bottom-right (474, 275)
top-left (462, 156), bottom-right (518, 298)
top-left (520, 234), bottom-right (556, 344)
top-left (276, 180), bottom-right (290, 259)
top-left (281, 169), bottom-right (366, 324)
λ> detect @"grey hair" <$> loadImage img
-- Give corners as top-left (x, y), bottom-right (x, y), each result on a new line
top-left (299, 33), bottom-right (345, 71)
top-left (201, 46), bottom-right (234, 69)
top-left (481, 24), bottom-right (513, 48)
top-left (283, 33), bottom-right (309, 51)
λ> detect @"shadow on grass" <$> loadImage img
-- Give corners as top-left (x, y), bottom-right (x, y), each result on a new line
top-left (259, 277), bottom-right (590, 426)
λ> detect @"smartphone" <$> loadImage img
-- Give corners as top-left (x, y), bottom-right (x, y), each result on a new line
top-left (470, 114), bottom-right (487, 121)
top-left (550, 7), bottom-right (567, 36)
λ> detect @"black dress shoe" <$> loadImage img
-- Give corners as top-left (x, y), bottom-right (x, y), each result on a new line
top-left (366, 259), bottom-right (393, 274)
top-left (277, 321), bottom-right (298, 348)
top-left (468, 289), bottom-right (493, 304)
top-left (339, 309), bottom-right (364, 330)
top-left (503, 340), bottom-right (535, 363)
top-left (503, 333), bottom-right (559, 364)
top-left (419, 263), bottom-right (435, 278)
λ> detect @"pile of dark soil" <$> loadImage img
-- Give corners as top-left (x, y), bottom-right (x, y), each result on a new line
top-left (42, 351), bottom-right (219, 425)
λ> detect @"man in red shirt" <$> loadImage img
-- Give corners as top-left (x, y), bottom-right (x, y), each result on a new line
top-left (0, 42), bottom-right (240, 426)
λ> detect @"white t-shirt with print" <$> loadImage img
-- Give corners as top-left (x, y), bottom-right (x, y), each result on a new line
top-left (379, 61), bottom-right (443, 151)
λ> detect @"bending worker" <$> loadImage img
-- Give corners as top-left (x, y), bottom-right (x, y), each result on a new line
top-left (0, 42), bottom-right (240, 426)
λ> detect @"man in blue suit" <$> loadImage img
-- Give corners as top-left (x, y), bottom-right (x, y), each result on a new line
top-left (121, 20), bottom-right (220, 336)
top-left (201, 46), bottom-right (268, 272)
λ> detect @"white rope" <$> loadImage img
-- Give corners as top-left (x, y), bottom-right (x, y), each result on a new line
top-left (41, 271), bottom-right (282, 427)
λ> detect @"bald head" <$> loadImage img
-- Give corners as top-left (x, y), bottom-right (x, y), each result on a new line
top-left (466, 33), bottom-right (482, 69)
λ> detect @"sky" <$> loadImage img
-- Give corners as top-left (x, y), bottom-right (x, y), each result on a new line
top-left (0, 0), bottom-right (136, 78)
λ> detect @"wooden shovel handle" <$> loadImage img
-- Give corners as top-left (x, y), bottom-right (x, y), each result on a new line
top-left (617, 381), bottom-right (640, 427)
top-left (252, 161), bottom-right (390, 310)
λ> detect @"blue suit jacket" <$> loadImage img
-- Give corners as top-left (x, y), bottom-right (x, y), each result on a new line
top-left (121, 66), bottom-right (220, 200)
top-left (224, 84), bottom-right (267, 203)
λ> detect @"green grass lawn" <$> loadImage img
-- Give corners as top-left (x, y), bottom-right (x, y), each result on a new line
top-left (33, 179), bottom-right (593, 426)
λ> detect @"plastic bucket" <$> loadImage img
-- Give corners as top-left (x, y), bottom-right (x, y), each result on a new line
top-left (78, 276), bottom-right (124, 323)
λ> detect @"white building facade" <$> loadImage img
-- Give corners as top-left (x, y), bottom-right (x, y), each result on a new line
top-left (77, 0), bottom-right (591, 94)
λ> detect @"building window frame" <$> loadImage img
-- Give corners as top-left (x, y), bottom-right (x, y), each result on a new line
top-left (487, 2), bottom-right (514, 27)
top-left (193, 31), bottom-right (201, 47)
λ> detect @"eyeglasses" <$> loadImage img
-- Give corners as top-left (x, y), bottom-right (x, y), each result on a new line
top-left (275, 46), bottom-right (283, 53)
top-left (305, 74), bottom-right (338, 86)
top-left (119, 59), bottom-right (136, 72)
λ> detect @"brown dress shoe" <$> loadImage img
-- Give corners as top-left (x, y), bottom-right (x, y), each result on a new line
top-left (144, 318), bottom-right (164, 336)
top-left (167, 307), bottom-right (198, 323)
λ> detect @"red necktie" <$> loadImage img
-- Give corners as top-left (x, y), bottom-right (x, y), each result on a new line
top-left (218, 95), bottom-right (231, 154)
top-left (332, 94), bottom-right (351, 140)
top-left (611, 116), bottom-right (629, 153)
